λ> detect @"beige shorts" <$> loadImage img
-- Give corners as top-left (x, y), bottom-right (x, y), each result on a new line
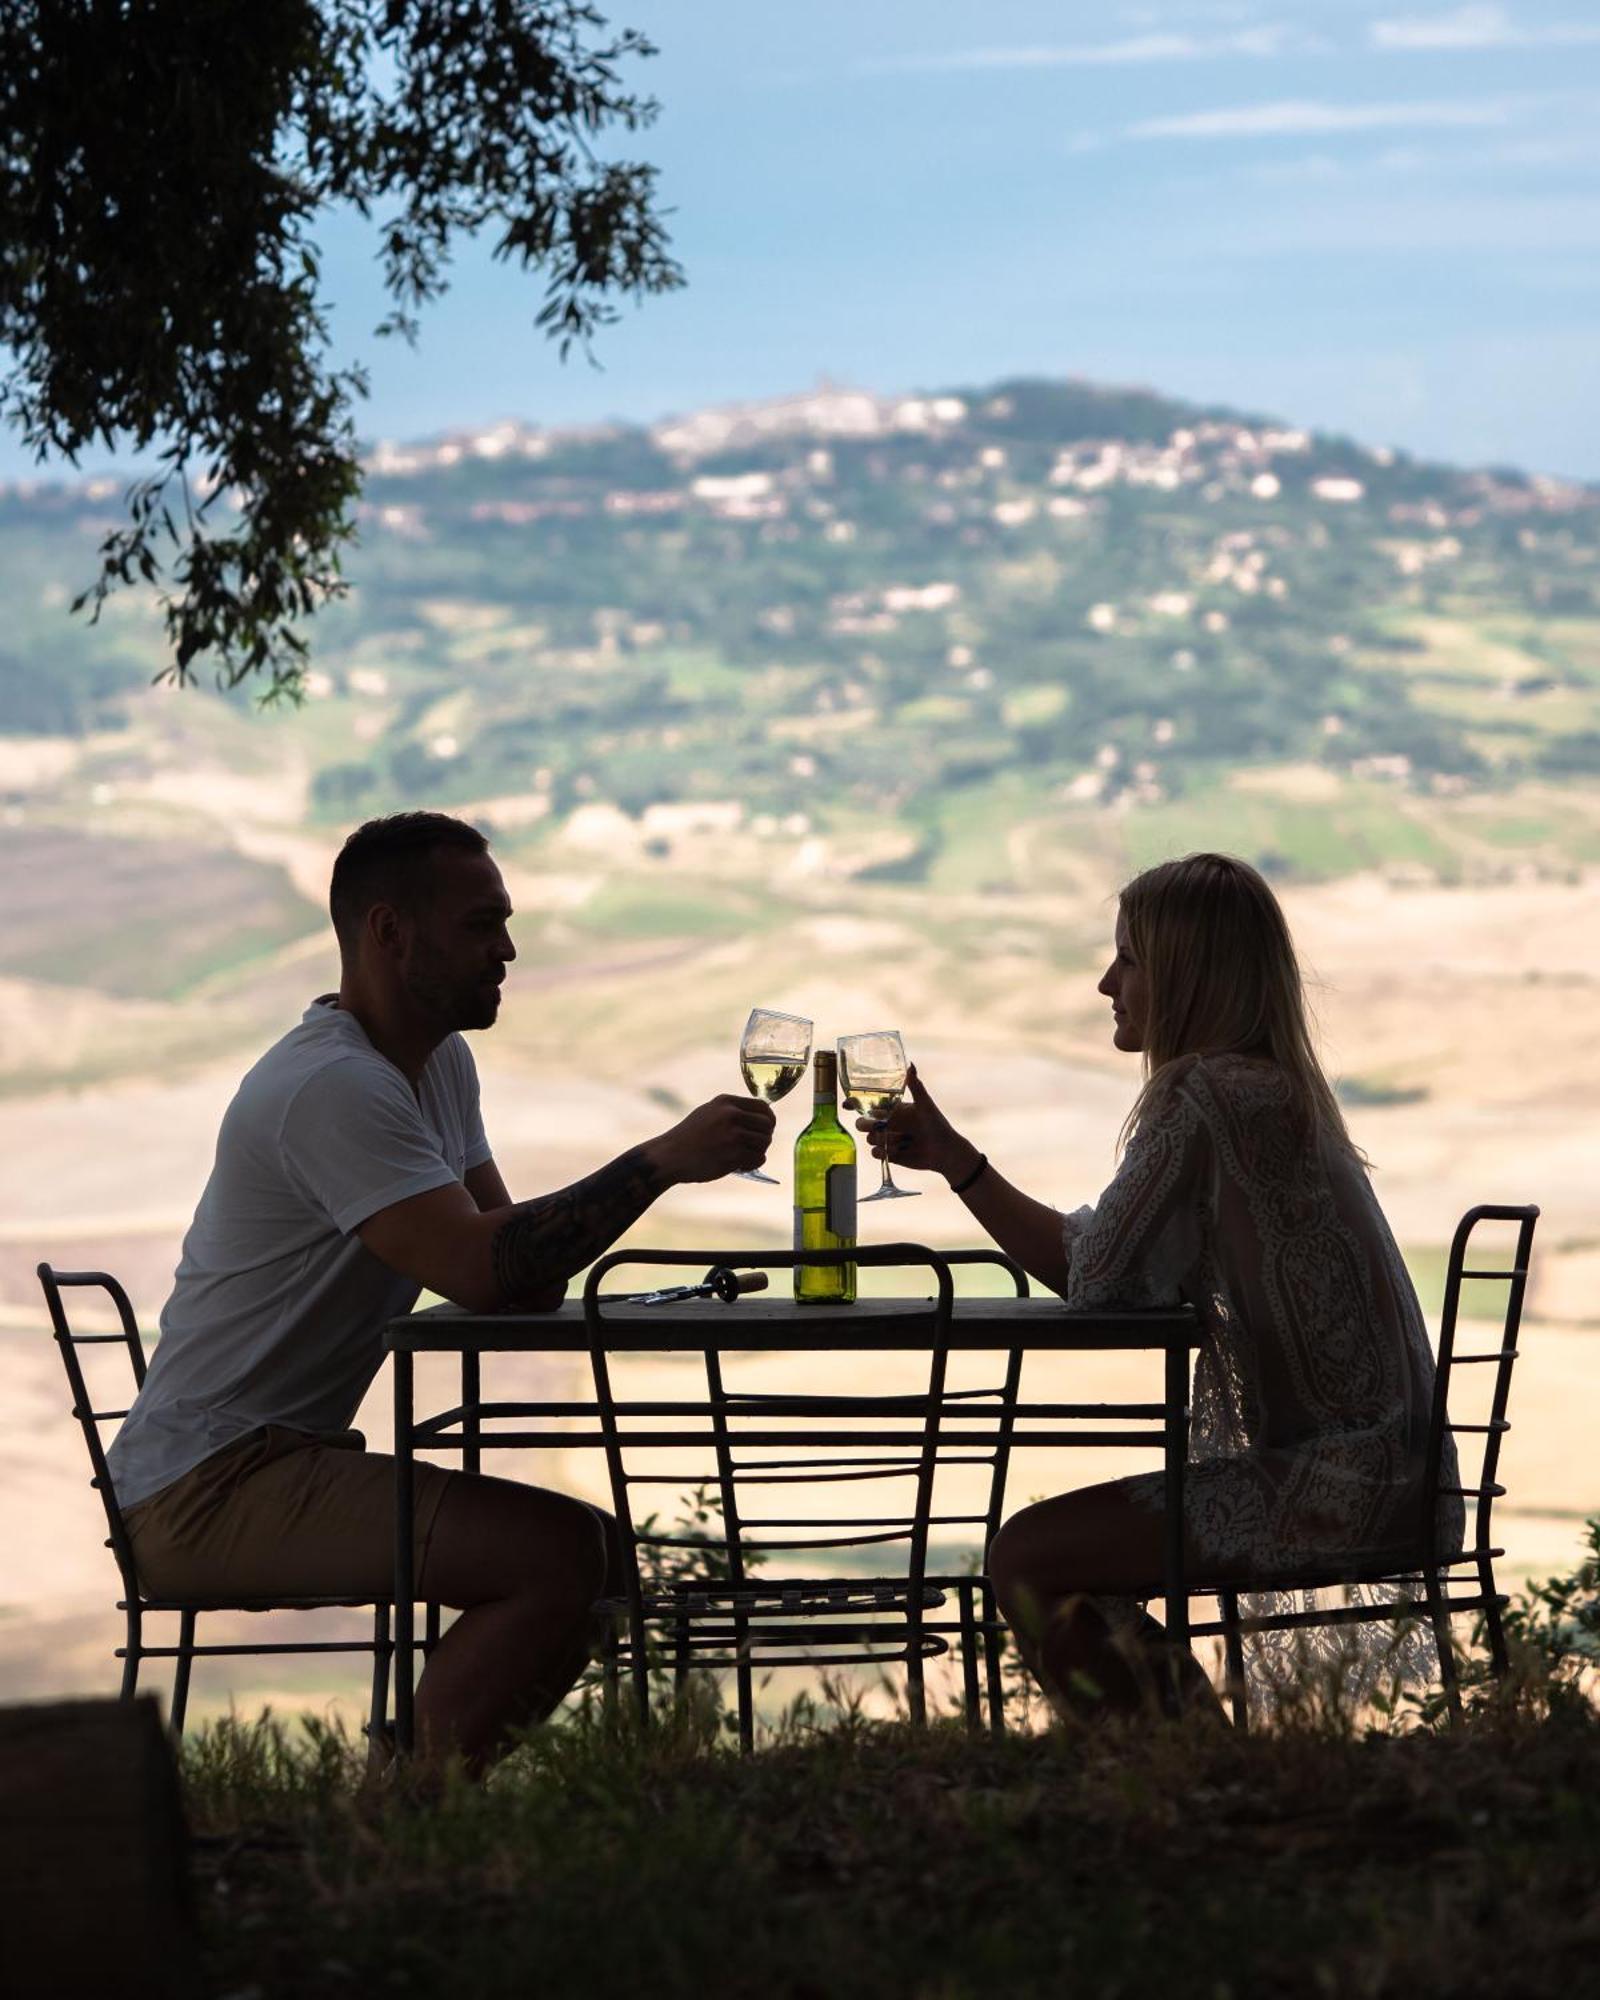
top-left (124, 1425), bottom-right (455, 1604)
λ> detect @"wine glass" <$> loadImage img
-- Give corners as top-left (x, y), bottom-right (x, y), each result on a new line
top-left (737, 1007), bottom-right (813, 1183)
top-left (837, 1030), bottom-right (920, 1202)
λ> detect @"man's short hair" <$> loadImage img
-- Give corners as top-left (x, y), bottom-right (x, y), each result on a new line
top-left (329, 812), bottom-right (490, 951)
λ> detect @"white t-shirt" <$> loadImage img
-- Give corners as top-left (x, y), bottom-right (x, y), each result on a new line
top-left (108, 998), bottom-right (492, 1510)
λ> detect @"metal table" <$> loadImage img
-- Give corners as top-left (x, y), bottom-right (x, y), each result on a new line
top-left (386, 1246), bottom-right (1201, 1750)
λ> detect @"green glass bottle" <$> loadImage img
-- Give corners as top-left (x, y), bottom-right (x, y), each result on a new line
top-left (793, 1049), bottom-right (857, 1303)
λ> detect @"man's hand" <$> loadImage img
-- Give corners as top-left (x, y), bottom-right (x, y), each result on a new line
top-left (856, 1066), bottom-right (979, 1183)
top-left (647, 1094), bottom-right (775, 1184)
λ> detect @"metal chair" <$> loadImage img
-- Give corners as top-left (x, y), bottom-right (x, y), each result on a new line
top-left (584, 1244), bottom-right (1032, 1749)
top-left (38, 1263), bottom-right (427, 1737)
top-left (1190, 1204), bottom-right (1540, 1727)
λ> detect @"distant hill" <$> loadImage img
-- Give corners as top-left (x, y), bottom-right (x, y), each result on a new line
top-left (3, 377), bottom-right (1599, 1381)
top-left (3, 374), bottom-right (1598, 877)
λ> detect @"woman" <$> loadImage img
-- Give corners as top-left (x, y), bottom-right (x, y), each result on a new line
top-left (867, 852), bottom-right (1458, 1720)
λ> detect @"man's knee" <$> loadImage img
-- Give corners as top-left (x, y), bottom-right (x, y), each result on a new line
top-left (425, 1481), bottom-right (610, 1608)
top-left (521, 1497), bottom-right (613, 1608)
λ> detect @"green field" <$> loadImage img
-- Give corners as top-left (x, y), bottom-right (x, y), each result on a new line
top-left (0, 825), bottom-right (321, 999)
top-left (1122, 780), bottom-right (1454, 882)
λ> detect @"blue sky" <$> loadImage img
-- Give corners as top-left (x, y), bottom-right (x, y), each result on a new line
top-left (10, 0), bottom-right (1600, 477)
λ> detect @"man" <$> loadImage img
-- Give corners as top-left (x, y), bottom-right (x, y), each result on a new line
top-left (107, 812), bottom-right (774, 1770)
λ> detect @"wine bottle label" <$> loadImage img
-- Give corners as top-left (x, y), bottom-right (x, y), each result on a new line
top-left (826, 1164), bottom-right (856, 1240)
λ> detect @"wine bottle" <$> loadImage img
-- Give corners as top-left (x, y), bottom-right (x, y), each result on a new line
top-left (793, 1049), bottom-right (857, 1304)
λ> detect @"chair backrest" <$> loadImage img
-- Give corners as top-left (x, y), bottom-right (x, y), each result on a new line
top-left (1421, 1205), bottom-right (1539, 1565)
top-left (580, 1245), bottom-right (1027, 1638)
top-left (694, 1248), bottom-right (1028, 1595)
top-left (584, 1246), bottom-right (945, 1599)
top-left (926, 1248), bottom-right (1028, 1566)
top-left (37, 1265), bottom-right (148, 1600)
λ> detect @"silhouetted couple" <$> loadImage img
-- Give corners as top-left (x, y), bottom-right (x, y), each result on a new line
top-left (108, 818), bottom-right (1449, 1763)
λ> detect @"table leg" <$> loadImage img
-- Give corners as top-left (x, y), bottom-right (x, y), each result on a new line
top-left (958, 1579), bottom-right (982, 1735)
top-left (394, 1348), bottom-right (416, 1756)
top-left (1162, 1334), bottom-right (1190, 1707)
top-left (462, 1350), bottom-right (481, 1478)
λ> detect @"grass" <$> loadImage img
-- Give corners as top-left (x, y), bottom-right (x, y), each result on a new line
top-left (574, 879), bottom-right (763, 942)
top-left (0, 825), bottom-right (323, 1000)
top-left (1371, 614), bottom-right (1547, 684)
top-left (659, 647), bottom-right (748, 701)
top-left (1519, 616), bottom-right (1600, 685)
top-left (1402, 1244), bottom-right (1451, 1323)
top-left (1409, 680), bottom-right (1596, 740)
top-left (176, 1523), bottom-right (1600, 1998)
top-left (920, 772), bottom-right (1043, 896)
top-left (181, 1689), bottom-right (1600, 1999)
top-left (1436, 784), bottom-right (1600, 863)
top-left (1337, 1074), bottom-right (1430, 1109)
top-left (1122, 780), bottom-right (1453, 883)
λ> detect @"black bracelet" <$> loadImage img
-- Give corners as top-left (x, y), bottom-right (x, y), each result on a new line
top-left (949, 1152), bottom-right (989, 1197)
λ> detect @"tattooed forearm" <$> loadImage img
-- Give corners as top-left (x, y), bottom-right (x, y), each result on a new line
top-left (490, 1145), bottom-right (667, 1306)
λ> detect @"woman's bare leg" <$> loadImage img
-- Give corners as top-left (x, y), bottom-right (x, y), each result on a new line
top-left (412, 1475), bottom-right (618, 1773)
top-left (987, 1478), bottom-right (1226, 1724)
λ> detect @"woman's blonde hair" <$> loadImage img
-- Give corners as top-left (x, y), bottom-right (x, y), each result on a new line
top-left (1118, 852), bottom-right (1361, 1160)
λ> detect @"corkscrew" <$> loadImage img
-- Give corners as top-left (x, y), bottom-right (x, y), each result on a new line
top-left (620, 1265), bottom-right (770, 1308)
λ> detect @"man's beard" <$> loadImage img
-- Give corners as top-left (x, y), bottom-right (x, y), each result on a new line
top-left (403, 945), bottom-right (500, 1034)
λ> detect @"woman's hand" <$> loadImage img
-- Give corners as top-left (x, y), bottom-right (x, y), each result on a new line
top-left (856, 1066), bottom-right (981, 1184)
top-left (860, 1065), bottom-right (1069, 1293)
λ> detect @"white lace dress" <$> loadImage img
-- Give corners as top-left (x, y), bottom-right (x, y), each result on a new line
top-left (1059, 1053), bottom-right (1461, 1690)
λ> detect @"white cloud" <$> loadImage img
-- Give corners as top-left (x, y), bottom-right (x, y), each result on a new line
top-left (1372, 5), bottom-right (1600, 50)
top-left (1118, 2), bottom-right (1272, 21)
top-left (1129, 94), bottom-right (1526, 139)
top-left (1491, 134), bottom-right (1600, 166)
top-left (857, 25), bottom-right (1308, 76)
top-left (1244, 151), bottom-right (1352, 183)
top-left (1202, 191), bottom-right (1600, 254)
top-left (1372, 132), bottom-right (1600, 170)
top-left (1234, 129), bottom-right (1600, 182)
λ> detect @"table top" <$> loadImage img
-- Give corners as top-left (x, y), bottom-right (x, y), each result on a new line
top-left (389, 1293), bottom-right (1200, 1354)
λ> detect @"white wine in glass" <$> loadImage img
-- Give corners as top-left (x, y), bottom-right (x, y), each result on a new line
top-left (837, 1030), bottom-right (920, 1202)
top-left (737, 1008), bottom-right (813, 1184)
top-left (740, 1056), bottom-right (808, 1102)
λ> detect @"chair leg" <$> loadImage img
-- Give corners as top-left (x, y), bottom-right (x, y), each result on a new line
top-left (731, 1594), bottom-right (753, 1753)
top-left (423, 1600), bottom-right (441, 1657)
top-left (981, 1579), bottom-right (1007, 1741)
top-left (958, 1579), bottom-right (982, 1736)
top-left (1220, 1590), bottom-right (1249, 1733)
top-left (601, 1614), bottom-right (621, 1718)
top-left (119, 1605), bottom-right (143, 1703)
top-left (673, 1592), bottom-right (690, 1699)
top-left (169, 1609), bottom-right (197, 1738)
top-left (735, 1658), bottom-right (754, 1754)
top-left (629, 1604), bottom-right (652, 1731)
top-left (1479, 1556), bottom-right (1510, 1678)
top-left (1424, 1568), bottom-right (1463, 1722)
top-left (905, 1552), bottom-right (929, 1728)
top-left (369, 1604), bottom-right (393, 1738)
